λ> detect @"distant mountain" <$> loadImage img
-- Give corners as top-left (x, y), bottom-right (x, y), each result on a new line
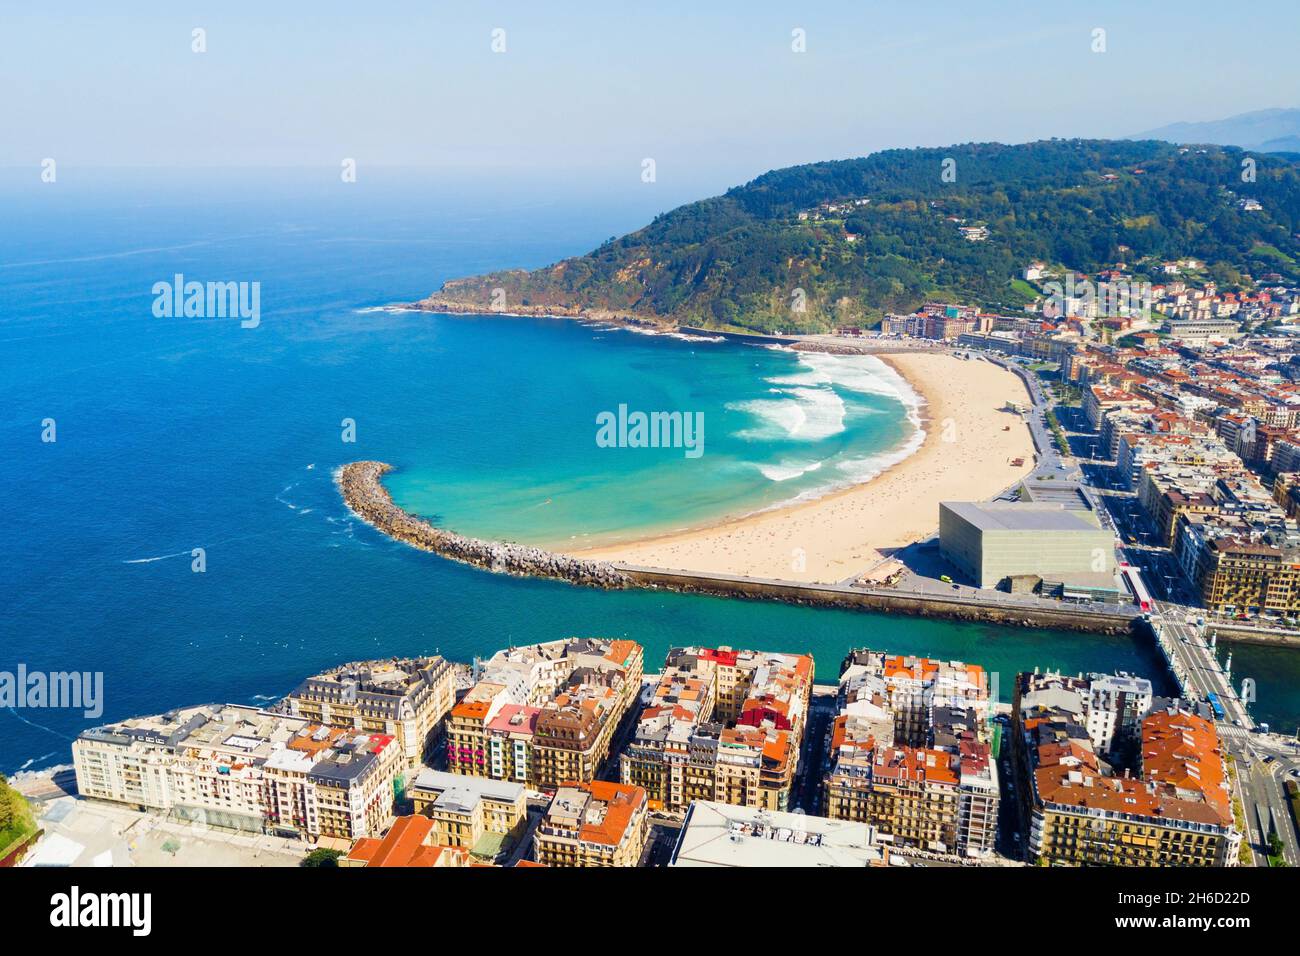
top-left (1132, 108), bottom-right (1300, 153)
top-left (418, 140), bottom-right (1300, 334)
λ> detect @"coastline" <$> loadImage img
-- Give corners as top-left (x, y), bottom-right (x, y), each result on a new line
top-left (568, 351), bottom-right (1037, 583)
top-left (396, 302), bottom-right (1037, 584)
top-left (410, 294), bottom-right (674, 332)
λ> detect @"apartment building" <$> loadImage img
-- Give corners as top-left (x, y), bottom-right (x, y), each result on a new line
top-left (1117, 433), bottom-right (1236, 492)
top-left (409, 769), bottom-right (527, 852)
top-left (533, 780), bottom-right (649, 867)
top-left (619, 666), bottom-right (716, 811)
top-left (619, 646), bottom-right (814, 813)
top-left (1085, 673), bottom-right (1154, 757)
top-left (1194, 530), bottom-right (1300, 615)
top-left (264, 724), bottom-right (400, 841)
top-left (1012, 673), bottom-right (1239, 867)
top-left (837, 649), bottom-right (991, 746)
top-left (823, 650), bottom-right (997, 857)
top-left (1084, 385), bottom-right (1149, 430)
top-left (282, 656), bottom-right (455, 768)
top-left (1140, 468), bottom-right (1225, 547)
top-left (445, 637), bottom-right (643, 789)
top-left (73, 703), bottom-right (400, 840)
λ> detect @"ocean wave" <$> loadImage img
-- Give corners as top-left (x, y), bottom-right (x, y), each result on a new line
top-left (731, 386), bottom-right (847, 442)
top-left (748, 423), bottom-right (928, 511)
top-left (733, 349), bottom-right (927, 448)
top-left (756, 459), bottom-right (824, 482)
top-left (833, 422), bottom-right (928, 485)
top-left (611, 325), bottom-right (725, 344)
top-left (772, 351), bottom-right (925, 412)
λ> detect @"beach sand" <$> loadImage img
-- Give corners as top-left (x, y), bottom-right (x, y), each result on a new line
top-left (567, 351), bottom-right (1037, 583)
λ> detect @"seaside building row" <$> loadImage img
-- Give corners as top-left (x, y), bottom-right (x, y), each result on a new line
top-left (73, 703), bottom-right (401, 841)
top-left (72, 655), bottom-right (460, 843)
top-left (68, 633), bottom-right (1251, 868)
top-left (887, 279), bottom-right (1300, 619)
top-left (1071, 336), bottom-right (1300, 617)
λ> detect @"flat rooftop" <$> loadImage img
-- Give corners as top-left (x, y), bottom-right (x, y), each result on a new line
top-left (411, 769), bottom-right (524, 804)
top-left (941, 501), bottom-right (1103, 533)
top-left (669, 801), bottom-right (884, 868)
top-left (1019, 479), bottom-right (1091, 511)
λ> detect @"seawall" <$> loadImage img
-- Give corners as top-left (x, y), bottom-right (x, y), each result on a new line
top-left (1205, 623), bottom-right (1300, 648)
top-left (615, 565), bottom-right (1138, 635)
top-left (339, 461), bottom-right (1137, 635)
top-left (337, 462), bottom-right (632, 589)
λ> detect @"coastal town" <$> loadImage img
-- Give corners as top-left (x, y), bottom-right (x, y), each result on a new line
top-left (2, 632), bottom-right (1294, 869)
top-left (12, 250), bottom-right (1300, 874)
top-left (0, 632), bottom-right (1268, 870)
top-left (13, 2), bottom-right (1300, 943)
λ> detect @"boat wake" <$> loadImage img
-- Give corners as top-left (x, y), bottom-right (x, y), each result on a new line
top-left (122, 549), bottom-right (191, 564)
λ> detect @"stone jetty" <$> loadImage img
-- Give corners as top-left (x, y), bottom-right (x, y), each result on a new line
top-left (337, 461), bottom-right (631, 589)
top-left (339, 461), bottom-right (1137, 635)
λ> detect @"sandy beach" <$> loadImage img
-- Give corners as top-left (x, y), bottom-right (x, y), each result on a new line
top-left (568, 351), bottom-right (1037, 583)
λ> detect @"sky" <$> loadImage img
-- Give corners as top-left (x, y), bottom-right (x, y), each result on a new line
top-left (3, 1), bottom-right (1299, 197)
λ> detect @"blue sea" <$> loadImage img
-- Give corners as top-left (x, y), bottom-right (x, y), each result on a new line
top-left (2, 169), bottom-right (1294, 774)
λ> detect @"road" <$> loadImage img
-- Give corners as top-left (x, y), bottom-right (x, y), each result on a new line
top-left (1152, 600), bottom-right (1299, 866)
top-left (790, 691), bottom-right (837, 815)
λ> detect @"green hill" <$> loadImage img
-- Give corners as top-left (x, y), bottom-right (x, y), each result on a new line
top-left (417, 140), bottom-right (1300, 334)
top-left (0, 773), bottom-right (37, 863)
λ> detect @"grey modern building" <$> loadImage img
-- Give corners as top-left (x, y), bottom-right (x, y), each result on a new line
top-left (939, 501), bottom-right (1116, 590)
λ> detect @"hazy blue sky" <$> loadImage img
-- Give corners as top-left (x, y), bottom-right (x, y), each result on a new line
top-left (4, 1), bottom-right (1298, 194)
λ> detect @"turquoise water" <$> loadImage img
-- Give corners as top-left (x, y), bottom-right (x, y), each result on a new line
top-left (1, 169), bottom-right (1295, 775)
top-left (381, 316), bottom-right (919, 548)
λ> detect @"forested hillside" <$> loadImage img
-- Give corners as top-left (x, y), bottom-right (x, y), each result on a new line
top-left (419, 140), bottom-right (1300, 333)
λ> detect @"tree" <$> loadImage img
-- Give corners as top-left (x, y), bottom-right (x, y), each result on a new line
top-left (301, 847), bottom-right (344, 868)
top-left (0, 774), bottom-right (14, 832)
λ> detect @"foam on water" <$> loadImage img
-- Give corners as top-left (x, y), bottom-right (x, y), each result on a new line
top-left (731, 386), bottom-right (848, 441)
top-left (755, 459), bottom-right (825, 482)
top-left (730, 349), bottom-right (928, 504)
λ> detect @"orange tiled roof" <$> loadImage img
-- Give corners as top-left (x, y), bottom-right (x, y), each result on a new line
top-left (559, 780), bottom-right (645, 847)
top-left (451, 699), bottom-right (492, 720)
top-left (347, 815), bottom-right (469, 868)
top-left (605, 639), bottom-right (640, 666)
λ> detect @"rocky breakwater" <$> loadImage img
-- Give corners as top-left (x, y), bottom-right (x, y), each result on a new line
top-left (337, 461), bottom-right (631, 589)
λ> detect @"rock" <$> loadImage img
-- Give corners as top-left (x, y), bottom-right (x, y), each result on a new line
top-left (337, 461), bottom-right (632, 590)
